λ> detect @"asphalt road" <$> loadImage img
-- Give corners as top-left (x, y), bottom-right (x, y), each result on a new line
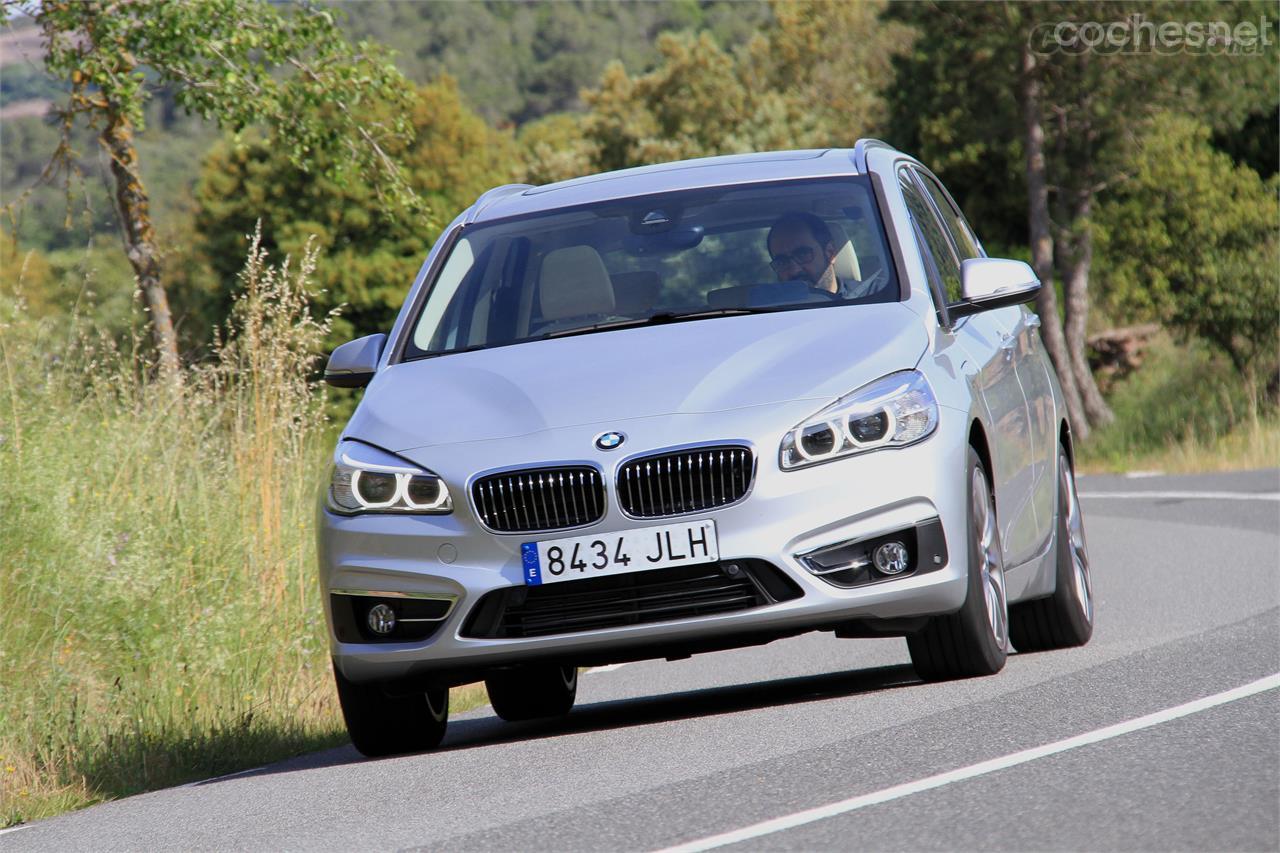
top-left (5, 469), bottom-right (1278, 852)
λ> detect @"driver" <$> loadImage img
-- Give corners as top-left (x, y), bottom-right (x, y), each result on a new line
top-left (766, 212), bottom-right (863, 299)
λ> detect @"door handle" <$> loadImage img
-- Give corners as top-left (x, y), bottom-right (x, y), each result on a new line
top-left (1000, 333), bottom-right (1016, 360)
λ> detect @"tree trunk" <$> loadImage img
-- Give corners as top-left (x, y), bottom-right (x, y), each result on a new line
top-left (1059, 132), bottom-right (1114, 427)
top-left (1018, 42), bottom-right (1088, 439)
top-left (100, 107), bottom-right (181, 379)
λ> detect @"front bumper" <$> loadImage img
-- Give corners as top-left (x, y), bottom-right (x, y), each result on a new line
top-left (320, 406), bottom-right (972, 686)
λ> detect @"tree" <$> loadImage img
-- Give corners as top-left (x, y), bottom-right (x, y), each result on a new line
top-left (1095, 113), bottom-right (1279, 376)
top-left (517, 113), bottom-right (597, 185)
top-left (2, 0), bottom-right (421, 376)
top-left (888, 1), bottom-right (1278, 436)
top-left (192, 77), bottom-right (518, 347)
top-left (580, 0), bottom-right (913, 172)
top-left (334, 0), bottom-right (756, 127)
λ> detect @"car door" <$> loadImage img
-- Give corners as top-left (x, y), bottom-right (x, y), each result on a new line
top-left (898, 167), bottom-right (1040, 566)
top-left (1004, 306), bottom-right (1056, 549)
top-left (913, 169), bottom-right (1057, 555)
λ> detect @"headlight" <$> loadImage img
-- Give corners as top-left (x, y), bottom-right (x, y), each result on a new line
top-left (328, 440), bottom-right (453, 514)
top-left (779, 370), bottom-right (938, 470)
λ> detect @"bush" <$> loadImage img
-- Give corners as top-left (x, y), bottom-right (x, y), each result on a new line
top-left (1078, 333), bottom-right (1278, 472)
top-left (1095, 113), bottom-right (1280, 377)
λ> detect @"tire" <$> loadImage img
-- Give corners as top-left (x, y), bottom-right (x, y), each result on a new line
top-left (333, 661), bottom-right (449, 758)
top-left (1010, 444), bottom-right (1094, 651)
top-left (908, 446), bottom-right (1009, 680)
top-left (485, 664), bottom-right (578, 722)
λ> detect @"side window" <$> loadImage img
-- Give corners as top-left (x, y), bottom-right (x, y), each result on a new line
top-left (899, 169), bottom-right (962, 304)
top-left (916, 170), bottom-right (983, 261)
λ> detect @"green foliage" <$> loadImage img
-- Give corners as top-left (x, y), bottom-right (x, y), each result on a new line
top-left (335, 0), bottom-right (764, 126)
top-left (0, 56), bottom-right (63, 104)
top-left (1095, 113), bottom-right (1280, 373)
top-left (885, 2), bottom-right (1027, 248)
top-left (1214, 106), bottom-right (1280, 179)
top-left (1078, 333), bottom-right (1277, 470)
top-left (516, 112), bottom-right (597, 185)
top-left (0, 114), bottom-right (103, 251)
top-left (191, 77), bottom-right (518, 345)
top-left (584, 33), bottom-right (750, 170)
top-left (580, 1), bottom-right (913, 172)
top-left (23, 0), bottom-right (418, 207)
top-left (1, 106), bottom-right (220, 254)
top-left (887, 0), bottom-right (1280, 255)
top-left (0, 235), bottom-right (141, 341)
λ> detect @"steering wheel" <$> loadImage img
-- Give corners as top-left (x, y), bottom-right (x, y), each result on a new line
top-left (776, 279), bottom-right (840, 303)
top-left (858, 266), bottom-right (890, 295)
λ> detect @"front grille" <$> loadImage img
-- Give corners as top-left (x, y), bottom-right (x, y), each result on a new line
top-left (618, 445), bottom-right (754, 518)
top-left (471, 466), bottom-right (605, 533)
top-left (461, 559), bottom-right (802, 639)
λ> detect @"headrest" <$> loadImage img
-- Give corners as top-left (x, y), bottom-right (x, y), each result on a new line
top-left (539, 246), bottom-right (616, 321)
top-left (824, 220), bottom-right (862, 282)
top-left (610, 271), bottom-right (661, 315)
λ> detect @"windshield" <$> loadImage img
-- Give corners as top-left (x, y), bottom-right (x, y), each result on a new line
top-left (405, 177), bottom-right (899, 358)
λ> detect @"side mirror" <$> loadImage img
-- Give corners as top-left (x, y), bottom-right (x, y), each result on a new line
top-left (948, 258), bottom-right (1041, 319)
top-left (324, 334), bottom-right (386, 388)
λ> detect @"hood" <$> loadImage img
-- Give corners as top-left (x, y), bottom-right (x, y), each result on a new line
top-left (346, 304), bottom-right (928, 452)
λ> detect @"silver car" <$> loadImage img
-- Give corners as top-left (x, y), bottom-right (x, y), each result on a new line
top-left (318, 139), bottom-right (1094, 757)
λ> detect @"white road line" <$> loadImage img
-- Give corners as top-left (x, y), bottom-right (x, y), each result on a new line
top-left (1080, 490), bottom-right (1280, 502)
top-left (586, 663), bottom-right (630, 675)
top-left (0, 823), bottom-right (30, 837)
top-left (1123, 470), bottom-right (1165, 479)
top-left (178, 764), bottom-right (266, 788)
top-left (656, 672), bottom-right (1280, 853)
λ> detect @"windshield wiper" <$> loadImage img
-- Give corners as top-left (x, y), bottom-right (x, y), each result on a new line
top-left (544, 308), bottom-right (779, 339)
top-left (415, 342), bottom-right (494, 360)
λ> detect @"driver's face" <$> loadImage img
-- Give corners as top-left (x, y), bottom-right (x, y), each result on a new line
top-left (768, 227), bottom-right (833, 288)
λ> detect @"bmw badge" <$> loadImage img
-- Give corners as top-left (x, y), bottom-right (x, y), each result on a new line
top-left (595, 431), bottom-right (626, 451)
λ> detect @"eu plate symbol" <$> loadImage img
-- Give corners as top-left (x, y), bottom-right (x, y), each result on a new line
top-left (521, 542), bottom-right (542, 585)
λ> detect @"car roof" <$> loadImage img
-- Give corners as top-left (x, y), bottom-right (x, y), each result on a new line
top-left (465, 147), bottom-right (889, 225)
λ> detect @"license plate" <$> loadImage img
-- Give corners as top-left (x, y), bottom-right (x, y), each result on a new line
top-left (521, 519), bottom-right (718, 586)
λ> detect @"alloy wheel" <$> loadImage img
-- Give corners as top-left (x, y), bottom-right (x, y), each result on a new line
top-left (973, 467), bottom-right (1008, 652)
top-left (1059, 456), bottom-right (1093, 625)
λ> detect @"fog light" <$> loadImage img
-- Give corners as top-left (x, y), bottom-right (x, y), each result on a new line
top-left (873, 541), bottom-right (910, 575)
top-left (366, 603), bottom-right (397, 635)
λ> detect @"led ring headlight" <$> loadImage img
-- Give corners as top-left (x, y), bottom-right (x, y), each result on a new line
top-left (328, 441), bottom-right (452, 514)
top-left (781, 370), bottom-right (939, 471)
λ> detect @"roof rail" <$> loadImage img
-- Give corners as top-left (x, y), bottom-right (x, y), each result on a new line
top-left (852, 139), bottom-right (895, 174)
top-left (464, 183), bottom-right (535, 224)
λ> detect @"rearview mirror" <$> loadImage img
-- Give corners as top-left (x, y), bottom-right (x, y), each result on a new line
top-left (324, 334), bottom-right (386, 388)
top-left (948, 258), bottom-right (1041, 320)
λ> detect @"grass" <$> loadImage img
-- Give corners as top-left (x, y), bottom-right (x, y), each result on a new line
top-left (0, 234), bottom-right (351, 826)
top-left (1079, 414), bottom-right (1279, 475)
top-left (1077, 333), bottom-right (1278, 474)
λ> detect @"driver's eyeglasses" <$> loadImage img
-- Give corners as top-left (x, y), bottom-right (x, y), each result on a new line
top-left (769, 245), bottom-right (817, 272)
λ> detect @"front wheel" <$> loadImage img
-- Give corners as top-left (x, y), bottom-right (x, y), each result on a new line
top-left (907, 446), bottom-right (1009, 680)
top-left (485, 664), bottom-right (578, 722)
top-left (1010, 445), bottom-right (1094, 651)
top-left (333, 662), bottom-right (449, 758)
